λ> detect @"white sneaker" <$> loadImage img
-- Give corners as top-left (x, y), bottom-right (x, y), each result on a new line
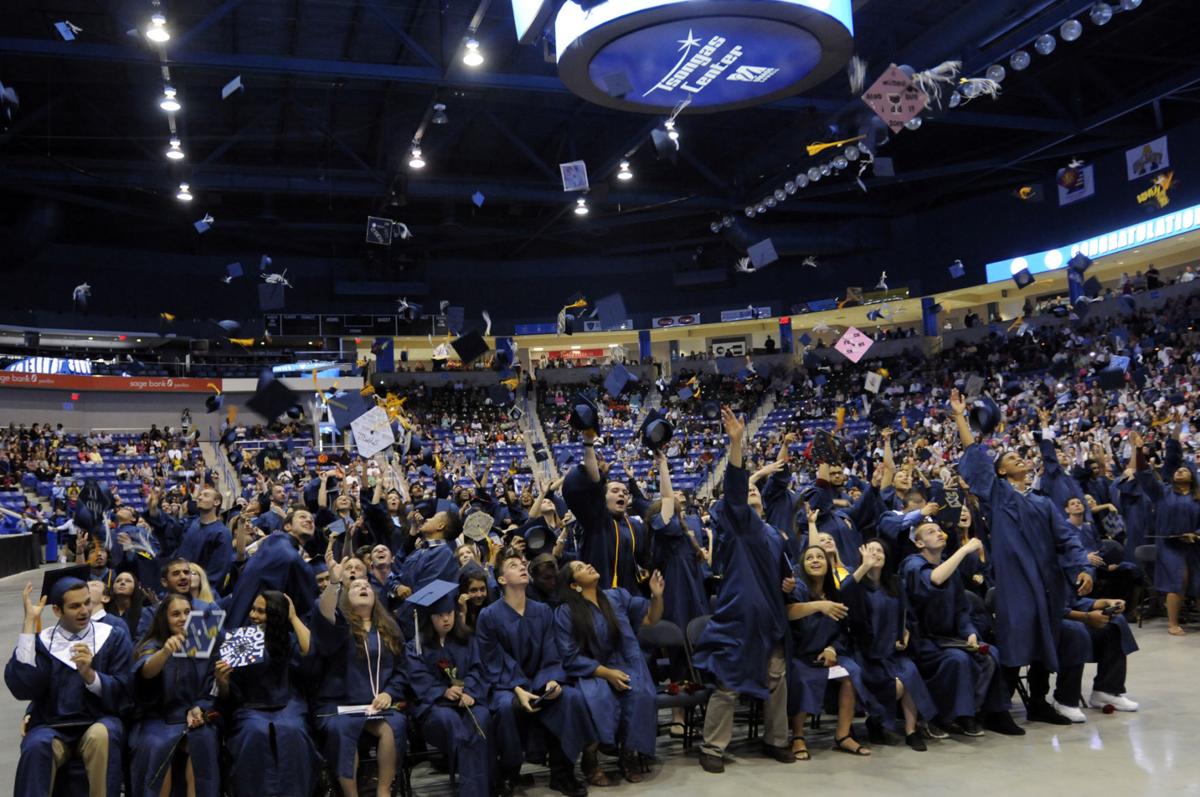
top-left (1089, 691), bottom-right (1139, 711)
top-left (1052, 699), bottom-right (1086, 723)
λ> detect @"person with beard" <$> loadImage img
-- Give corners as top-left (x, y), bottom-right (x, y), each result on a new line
top-left (1130, 427), bottom-right (1200, 636)
top-left (563, 421), bottom-right (650, 593)
top-left (221, 508), bottom-right (320, 627)
top-left (951, 389), bottom-right (1095, 725)
top-left (136, 557), bottom-right (217, 639)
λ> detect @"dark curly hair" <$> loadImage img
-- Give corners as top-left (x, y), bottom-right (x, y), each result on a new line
top-left (257, 590), bottom-right (292, 667)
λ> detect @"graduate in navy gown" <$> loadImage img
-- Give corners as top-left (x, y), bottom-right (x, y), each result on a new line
top-left (1131, 428), bottom-right (1200, 636)
top-left (136, 558), bottom-right (218, 640)
top-left (214, 590), bottom-right (318, 797)
top-left (1066, 595), bottom-right (1140, 713)
top-left (7, 577), bottom-right (134, 797)
top-left (840, 539), bottom-right (937, 751)
top-left (902, 523), bottom-right (1021, 736)
top-left (222, 509), bottom-right (319, 627)
top-left (950, 389), bottom-right (1094, 720)
top-left (405, 581), bottom-right (492, 797)
top-left (172, 487), bottom-right (234, 596)
top-left (692, 407), bottom-right (794, 773)
top-left (647, 451), bottom-right (707, 633)
top-left (394, 506), bottom-right (462, 633)
top-left (129, 593), bottom-right (222, 797)
top-left (457, 565), bottom-right (494, 636)
top-left (555, 562), bottom-right (663, 785)
top-left (313, 565), bottom-right (409, 797)
top-left (785, 545), bottom-right (872, 760)
top-left (562, 426), bottom-right (650, 592)
top-left (475, 547), bottom-right (592, 797)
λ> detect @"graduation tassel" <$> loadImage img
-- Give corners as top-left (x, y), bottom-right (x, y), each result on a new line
top-left (955, 77), bottom-right (1002, 104)
top-left (911, 60), bottom-right (961, 108)
top-left (847, 55), bottom-right (868, 95)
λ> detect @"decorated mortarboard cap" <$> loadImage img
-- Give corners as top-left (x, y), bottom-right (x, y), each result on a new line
top-left (1068, 253), bottom-right (1092, 274)
top-left (568, 393), bottom-right (601, 433)
top-left (640, 409), bottom-right (674, 450)
top-left (868, 398), bottom-right (896, 427)
top-left (948, 260), bottom-right (965, 279)
top-left (812, 430), bottom-right (847, 464)
top-left (604, 363), bottom-right (635, 397)
top-left (967, 395), bottom-right (1001, 437)
top-left (451, 331), bottom-right (490, 364)
top-left (247, 378), bottom-right (301, 421)
top-left (594, 293), bottom-right (629, 330)
top-left (1083, 277), bottom-right (1102, 299)
top-left (407, 579), bottom-right (459, 615)
top-left (462, 511), bottom-right (494, 542)
top-left (41, 565), bottom-right (90, 604)
top-left (1012, 268), bottom-right (1034, 289)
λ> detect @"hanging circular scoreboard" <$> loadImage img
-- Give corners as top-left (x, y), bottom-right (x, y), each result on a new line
top-left (554, 0), bottom-right (855, 114)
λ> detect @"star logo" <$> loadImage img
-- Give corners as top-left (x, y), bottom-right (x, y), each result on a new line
top-left (677, 30), bottom-right (701, 51)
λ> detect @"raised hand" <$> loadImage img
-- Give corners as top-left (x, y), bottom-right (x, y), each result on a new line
top-left (648, 570), bottom-right (665, 598)
top-left (948, 388), bottom-right (966, 417)
top-left (21, 583), bottom-right (46, 632)
top-left (720, 406), bottom-right (744, 441)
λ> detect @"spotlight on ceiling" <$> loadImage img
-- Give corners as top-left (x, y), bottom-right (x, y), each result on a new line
top-left (166, 137), bottom-right (185, 160)
top-left (408, 144), bottom-right (426, 170)
top-left (146, 12), bottom-right (170, 43)
top-left (574, 197), bottom-right (589, 216)
top-left (462, 38), bottom-right (484, 67)
top-left (176, 183), bottom-right (193, 202)
top-left (159, 86), bottom-right (180, 112)
top-left (617, 160), bottom-right (633, 181)
top-left (431, 103), bottom-right (448, 125)
top-left (664, 119), bottom-right (679, 141)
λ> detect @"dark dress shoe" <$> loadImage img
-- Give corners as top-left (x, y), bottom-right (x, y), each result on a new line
top-left (760, 742), bottom-right (796, 763)
top-left (982, 711), bottom-right (1026, 736)
top-left (699, 752), bottom-right (725, 773)
top-left (1026, 701), bottom-right (1072, 725)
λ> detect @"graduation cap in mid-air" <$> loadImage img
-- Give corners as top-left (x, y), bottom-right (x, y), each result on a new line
top-left (462, 512), bottom-right (494, 543)
top-left (41, 565), bottom-right (90, 605)
top-left (811, 430), bottom-right (847, 465)
top-left (604, 363), bottom-right (635, 397)
top-left (701, 401), bottom-right (721, 421)
top-left (257, 283), bottom-right (286, 311)
top-left (246, 378), bottom-right (300, 421)
top-left (486, 384), bottom-right (514, 407)
top-left (567, 394), bottom-right (601, 434)
top-left (1096, 368), bottom-right (1126, 391)
top-left (451, 331), bottom-right (489, 364)
top-left (1118, 294), bottom-right (1137, 317)
top-left (1083, 277), bottom-right (1103, 299)
top-left (205, 391), bottom-right (224, 413)
top-left (593, 293), bottom-right (628, 331)
top-left (1068, 253), bottom-right (1092, 274)
top-left (1012, 268), bottom-right (1035, 290)
top-left (868, 399), bottom-right (896, 427)
top-left (327, 390), bottom-right (372, 430)
top-left (747, 238), bottom-right (779, 269)
top-left (967, 395), bottom-right (1001, 437)
top-left (639, 409), bottom-right (674, 451)
top-left (948, 260), bottom-right (965, 279)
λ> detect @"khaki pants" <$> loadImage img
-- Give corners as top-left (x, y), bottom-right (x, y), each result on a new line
top-left (49, 722), bottom-right (110, 797)
top-left (700, 645), bottom-right (788, 756)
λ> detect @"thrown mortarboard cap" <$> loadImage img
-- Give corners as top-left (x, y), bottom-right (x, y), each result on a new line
top-left (221, 75), bottom-right (244, 100)
top-left (568, 393), bottom-right (601, 434)
top-left (873, 157), bottom-right (895, 177)
top-left (594, 293), bottom-right (628, 330)
top-left (1083, 277), bottom-right (1102, 299)
top-left (867, 309), bottom-right (883, 321)
top-left (604, 363), bottom-right (635, 397)
top-left (1072, 297), bottom-right (1091, 321)
top-left (1096, 368), bottom-right (1125, 391)
top-left (257, 283), bottom-right (285, 311)
top-left (259, 254), bottom-right (272, 271)
top-left (327, 390), bottom-right (372, 430)
top-left (813, 374), bottom-right (827, 387)
top-left (525, 528), bottom-right (552, 558)
top-left (216, 319), bottom-right (240, 333)
top-left (747, 238), bottom-right (778, 269)
top-left (407, 579), bottom-right (458, 615)
top-left (1118, 294), bottom-right (1136, 317)
top-left (812, 430), bottom-right (847, 464)
top-left (948, 260), bottom-right (965, 279)
top-left (446, 306), bottom-right (466, 333)
top-left (1051, 305), bottom-right (1068, 318)
top-left (462, 512), bottom-right (494, 542)
top-left (41, 565), bottom-right (90, 604)
top-left (418, 465), bottom-right (436, 478)
top-left (1068, 253), bottom-right (1092, 274)
top-left (224, 262), bottom-right (243, 281)
top-left (451, 331), bottom-right (489, 364)
top-left (701, 401), bottom-right (721, 421)
top-left (928, 303), bottom-right (944, 315)
top-left (868, 399), bottom-right (896, 427)
top-left (676, 387), bottom-right (694, 401)
top-left (651, 128), bottom-right (679, 161)
top-left (799, 333), bottom-right (813, 346)
top-left (247, 378), bottom-right (301, 421)
top-left (54, 21), bottom-right (80, 40)
top-left (714, 356), bottom-right (746, 377)
top-left (486, 383), bottom-right (514, 407)
top-left (640, 409), bottom-right (674, 451)
top-left (205, 393), bottom-right (224, 413)
top-left (471, 191), bottom-right (485, 208)
top-left (1012, 268), bottom-right (1034, 290)
top-left (193, 214), bottom-right (213, 234)
top-left (967, 395), bottom-right (1000, 437)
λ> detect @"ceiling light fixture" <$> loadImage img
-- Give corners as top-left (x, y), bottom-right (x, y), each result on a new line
top-left (146, 12), bottom-right (170, 43)
top-left (176, 182), bottom-right (193, 201)
top-left (165, 137), bottom-right (185, 160)
top-left (462, 38), bottom-right (484, 67)
top-left (159, 86), bottom-right (180, 112)
top-left (617, 160), bottom-right (633, 181)
top-left (574, 197), bottom-right (589, 215)
top-left (431, 103), bottom-right (448, 125)
top-left (408, 144), bottom-right (425, 169)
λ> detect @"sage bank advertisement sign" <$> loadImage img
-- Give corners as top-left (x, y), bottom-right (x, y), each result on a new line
top-left (555, 0), bottom-right (854, 113)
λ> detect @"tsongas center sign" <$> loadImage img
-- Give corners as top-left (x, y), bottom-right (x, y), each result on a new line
top-left (555, 0), bottom-right (854, 113)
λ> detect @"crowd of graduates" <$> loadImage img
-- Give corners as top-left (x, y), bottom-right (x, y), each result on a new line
top-left (9, 286), bottom-right (1200, 796)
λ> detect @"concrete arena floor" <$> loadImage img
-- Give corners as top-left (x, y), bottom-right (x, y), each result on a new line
top-left (1, 566), bottom-right (1197, 797)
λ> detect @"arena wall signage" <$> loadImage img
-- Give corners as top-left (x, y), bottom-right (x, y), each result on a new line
top-left (555, 0), bottom-right (854, 113)
top-left (0, 373), bottom-right (212, 392)
top-left (652, 313), bottom-right (701, 327)
top-left (984, 202), bottom-right (1200, 284)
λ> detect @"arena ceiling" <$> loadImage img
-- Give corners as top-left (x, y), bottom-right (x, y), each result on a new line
top-left (1, 0), bottom-right (1199, 269)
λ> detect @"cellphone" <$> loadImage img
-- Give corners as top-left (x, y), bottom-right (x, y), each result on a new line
top-left (529, 694), bottom-right (545, 708)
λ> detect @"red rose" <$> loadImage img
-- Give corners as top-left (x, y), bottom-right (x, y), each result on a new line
top-left (685, 681), bottom-right (702, 694)
top-left (437, 659), bottom-right (452, 670)
top-left (977, 644), bottom-right (990, 656)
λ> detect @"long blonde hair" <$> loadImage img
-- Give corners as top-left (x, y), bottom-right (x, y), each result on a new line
top-left (188, 562), bottom-right (216, 603)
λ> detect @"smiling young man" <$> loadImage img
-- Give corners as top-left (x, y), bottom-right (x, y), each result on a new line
top-left (6, 576), bottom-right (134, 797)
top-left (221, 508), bottom-right (321, 626)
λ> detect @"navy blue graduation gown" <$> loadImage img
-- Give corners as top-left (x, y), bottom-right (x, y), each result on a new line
top-left (405, 636), bottom-right (492, 797)
top-left (312, 610), bottom-right (409, 780)
top-left (692, 464), bottom-right (791, 700)
top-left (959, 444), bottom-right (1092, 670)
top-left (784, 580), bottom-right (867, 717)
top-left (1136, 453), bottom-right (1200, 596)
top-left (395, 541), bottom-right (459, 622)
top-left (130, 640), bottom-right (220, 797)
top-left (174, 517), bottom-right (233, 595)
top-left (839, 574), bottom-right (937, 730)
top-left (554, 589), bottom-right (657, 755)
top-left (221, 532), bottom-right (318, 627)
top-left (562, 465), bottom-right (650, 592)
top-left (651, 515), bottom-right (708, 631)
top-left (1038, 438), bottom-right (1089, 518)
top-left (222, 635), bottom-right (317, 797)
top-left (1117, 475), bottom-right (1153, 560)
top-left (6, 621), bottom-right (133, 797)
top-left (474, 598), bottom-right (592, 767)
top-left (761, 469), bottom-right (803, 544)
top-left (901, 554), bottom-right (1008, 721)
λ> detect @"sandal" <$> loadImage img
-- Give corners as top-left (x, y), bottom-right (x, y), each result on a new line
top-left (791, 738), bottom-right (810, 761)
top-left (832, 735), bottom-right (871, 756)
top-left (667, 722), bottom-right (686, 739)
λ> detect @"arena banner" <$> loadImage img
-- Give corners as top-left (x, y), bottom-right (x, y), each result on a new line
top-left (555, 0), bottom-right (854, 113)
top-left (0, 372), bottom-right (213, 392)
top-left (652, 313), bottom-right (701, 328)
